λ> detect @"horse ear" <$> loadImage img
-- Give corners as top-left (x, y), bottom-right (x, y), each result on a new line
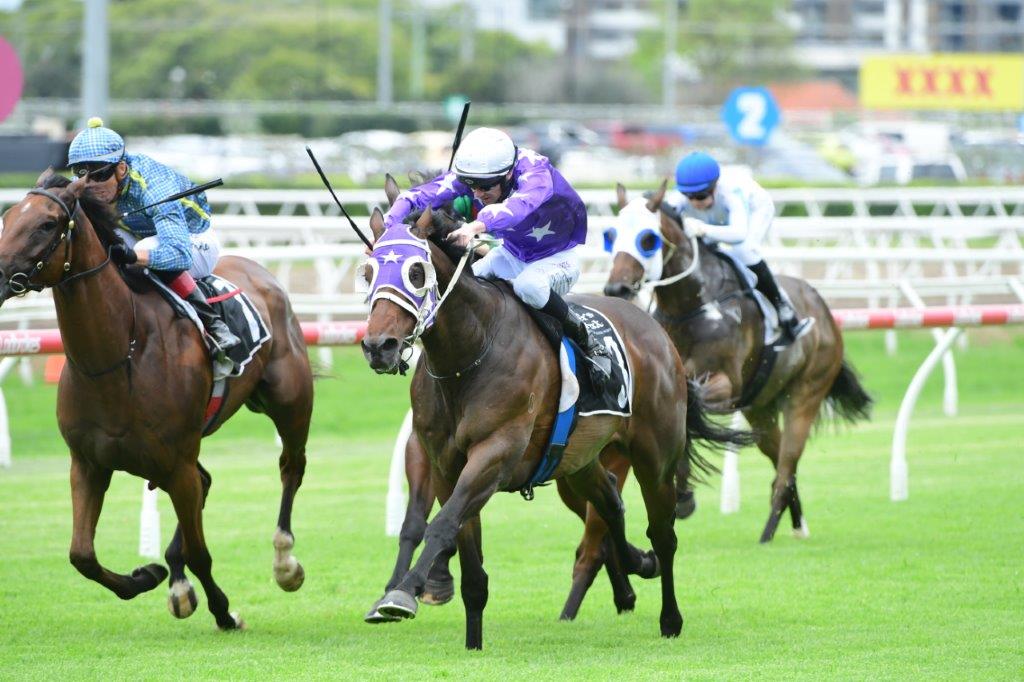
top-left (659, 208), bottom-right (686, 247)
top-left (369, 207), bottom-right (386, 242)
top-left (646, 178), bottom-right (668, 213)
top-left (384, 174), bottom-right (401, 206)
top-left (412, 206), bottom-right (435, 239)
top-left (35, 167), bottom-right (55, 188)
top-left (616, 182), bottom-right (628, 211)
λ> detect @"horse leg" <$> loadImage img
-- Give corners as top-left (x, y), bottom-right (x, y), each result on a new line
top-left (68, 455), bottom-right (168, 599)
top-left (632, 444), bottom-right (684, 638)
top-left (564, 459), bottom-right (659, 580)
top-left (759, 401), bottom-right (818, 544)
top-left (377, 435), bottom-right (512, 650)
top-left (164, 463), bottom-right (211, 619)
top-left (167, 464), bottom-right (241, 630)
top-left (367, 436), bottom-right (444, 622)
top-left (455, 515), bottom-right (488, 650)
top-left (558, 450), bottom-right (636, 620)
top-left (259, 361), bottom-right (313, 593)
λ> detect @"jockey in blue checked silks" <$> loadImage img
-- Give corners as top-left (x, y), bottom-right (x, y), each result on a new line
top-left (67, 117), bottom-right (240, 355)
top-left (665, 151), bottom-right (814, 345)
top-left (383, 126), bottom-right (613, 387)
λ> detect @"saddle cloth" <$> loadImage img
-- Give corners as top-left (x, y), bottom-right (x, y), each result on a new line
top-left (147, 272), bottom-right (271, 378)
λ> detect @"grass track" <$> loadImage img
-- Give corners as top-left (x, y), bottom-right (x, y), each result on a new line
top-left (0, 331), bottom-right (1022, 679)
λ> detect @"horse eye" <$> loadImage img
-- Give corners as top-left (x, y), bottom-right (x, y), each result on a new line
top-left (409, 263), bottom-right (425, 289)
top-left (639, 232), bottom-right (658, 251)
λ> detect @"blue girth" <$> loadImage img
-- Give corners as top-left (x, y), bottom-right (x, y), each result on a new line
top-left (521, 338), bottom-right (578, 500)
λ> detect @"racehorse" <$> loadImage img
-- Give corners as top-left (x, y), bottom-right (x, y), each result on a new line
top-left (0, 172), bottom-right (314, 630)
top-left (360, 205), bottom-right (743, 648)
top-left (603, 183), bottom-right (872, 544)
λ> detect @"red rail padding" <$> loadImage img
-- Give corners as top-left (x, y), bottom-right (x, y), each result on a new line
top-left (1, 305), bottom-right (1023, 357)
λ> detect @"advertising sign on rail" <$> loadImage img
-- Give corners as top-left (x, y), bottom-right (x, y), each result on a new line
top-left (860, 53), bottom-right (1024, 111)
top-left (0, 36), bottom-right (23, 123)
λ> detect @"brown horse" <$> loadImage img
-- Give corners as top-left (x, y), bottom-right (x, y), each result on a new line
top-left (359, 204), bottom-right (743, 649)
top-left (603, 183), bottom-right (872, 544)
top-left (0, 173), bottom-right (314, 630)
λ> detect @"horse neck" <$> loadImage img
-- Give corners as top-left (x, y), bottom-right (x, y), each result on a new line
top-left (655, 237), bottom-right (709, 312)
top-left (51, 214), bottom-right (135, 375)
top-left (419, 248), bottom-right (502, 379)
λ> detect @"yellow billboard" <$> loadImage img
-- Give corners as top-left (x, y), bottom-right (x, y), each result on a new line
top-left (860, 54), bottom-right (1024, 111)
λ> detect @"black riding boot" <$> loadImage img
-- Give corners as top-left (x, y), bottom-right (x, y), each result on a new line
top-left (186, 289), bottom-right (241, 355)
top-left (749, 260), bottom-right (813, 346)
top-left (541, 292), bottom-right (613, 391)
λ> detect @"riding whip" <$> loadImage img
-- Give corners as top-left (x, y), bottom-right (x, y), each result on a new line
top-left (305, 146), bottom-right (375, 250)
top-left (447, 100), bottom-right (472, 172)
top-left (121, 178), bottom-right (224, 218)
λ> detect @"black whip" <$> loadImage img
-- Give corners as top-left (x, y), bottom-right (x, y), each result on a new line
top-left (121, 178), bottom-right (224, 218)
top-left (447, 100), bottom-right (471, 172)
top-left (305, 146), bottom-right (374, 250)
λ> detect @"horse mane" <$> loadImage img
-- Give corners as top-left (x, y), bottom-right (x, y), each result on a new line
top-left (41, 175), bottom-right (126, 251)
top-left (408, 207), bottom-right (468, 266)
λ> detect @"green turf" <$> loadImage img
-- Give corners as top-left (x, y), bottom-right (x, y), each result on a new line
top-left (0, 331), bottom-right (1021, 679)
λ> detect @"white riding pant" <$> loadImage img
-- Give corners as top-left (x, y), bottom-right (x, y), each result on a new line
top-left (472, 245), bottom-right (580, 308)
top-left (119, 229), bottom-right (221, 278)
top-left (724, 201), bottom-right (774, 267)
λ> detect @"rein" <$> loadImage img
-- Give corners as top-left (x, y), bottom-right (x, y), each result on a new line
top-left (18, 188), bottom-right (137, 382)
top-left (643, 231), bottom-right (701, 291)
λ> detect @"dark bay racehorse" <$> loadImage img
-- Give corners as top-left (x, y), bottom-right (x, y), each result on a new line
top-left (360, 206), bottom-right (733, 648)
top-left (0, 173), bottom-right (313, 630)
top-left (604, 183), bottom-right (872, 544)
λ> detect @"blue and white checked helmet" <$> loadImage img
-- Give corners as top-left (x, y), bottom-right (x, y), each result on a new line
top-left (67, 117), bottom-right (125, 166)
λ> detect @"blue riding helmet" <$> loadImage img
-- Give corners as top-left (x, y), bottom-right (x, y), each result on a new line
top-left (675, 152), bottom-right (720, 193)
top-left (67, 117), bottom-right (125, 166)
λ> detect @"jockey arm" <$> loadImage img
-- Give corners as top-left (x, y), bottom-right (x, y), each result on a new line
top-left (142, 195), bottom-right (195, 272)
top-left (383, 172), bottom-right (468, 229)
top-left (691, 188), bottom-right (753, 245)
top-left (476, 157), bottom-right (554, 238)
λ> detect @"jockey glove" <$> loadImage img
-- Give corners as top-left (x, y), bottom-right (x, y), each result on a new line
top-left (110, 244), bottom-right (138, 265)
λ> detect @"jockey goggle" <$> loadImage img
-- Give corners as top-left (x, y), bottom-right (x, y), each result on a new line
top-left (457, 174), bottom-right (504, 191)
top-left (71, 160), bottom-right (120, 183)
top-left (682, 186), bottom-right (714, 202)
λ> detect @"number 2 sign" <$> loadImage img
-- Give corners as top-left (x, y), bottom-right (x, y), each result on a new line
top-left (721, 86), bottom-right (780, 147)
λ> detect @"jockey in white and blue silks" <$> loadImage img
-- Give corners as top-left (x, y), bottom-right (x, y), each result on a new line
top-left (67, 117), bottom-right (239, 354)
top-left (382, 126), bottom-right (612, 387)
top-left (664, 151), bottom-right (813, 345)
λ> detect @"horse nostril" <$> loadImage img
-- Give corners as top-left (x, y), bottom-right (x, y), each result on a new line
top-left (604, 282), bottom-right (630, 298)
top-left (381, 338), bottom-right (398, 353)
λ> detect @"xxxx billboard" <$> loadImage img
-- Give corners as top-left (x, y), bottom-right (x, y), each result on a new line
top-left (860, 53), bottom-right (1024, 111)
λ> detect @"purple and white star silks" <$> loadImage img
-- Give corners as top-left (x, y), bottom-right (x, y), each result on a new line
top-left (382, 147), bottom-right (589, 263)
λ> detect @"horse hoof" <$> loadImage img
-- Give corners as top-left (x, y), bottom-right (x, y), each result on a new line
top-left (615, 594), bottom-right (636, 614)
top-left (364, 598), bottom-right (401, 624)
top-left (130, 563), bottom-right (168, 595)
top-left (218, 611), bottom-right (245, 631)
top-left (274, 557), bottom-right (305, 592)
top-left (792, 518), bottom-right (810, 539)
top-left (637, 551), bottom-right (661, 579)
top-left (419, 578), bottom-right (454, 606)
top-left (660, 611), bottom-right (683, 638)
top-left (675, 494), bottom-right (697, 520)
top-left (377, 590), bottom-right (418, 620)
top-left (167, 580), bottom-right (198, 619)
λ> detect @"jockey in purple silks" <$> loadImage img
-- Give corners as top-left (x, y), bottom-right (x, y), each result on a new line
top-left (383, 127), bottom-right (612, 387)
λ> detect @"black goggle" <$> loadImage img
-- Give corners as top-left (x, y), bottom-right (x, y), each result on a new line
top-left (457, 175), bottom-right (504, 191)
top-left (72, 162), bottom-right (119, 182)
top-left (683, 188), bottom-right (714, 201)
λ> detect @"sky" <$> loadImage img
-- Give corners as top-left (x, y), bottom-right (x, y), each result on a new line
top-left (0, 0), bottom-right (21, 10)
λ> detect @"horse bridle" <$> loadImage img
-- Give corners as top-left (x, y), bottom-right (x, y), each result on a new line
top-left (9, 188), bottom-right (113, 296)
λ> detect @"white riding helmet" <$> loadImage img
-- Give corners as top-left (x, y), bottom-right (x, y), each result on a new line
top-left (452, 127), bottom-right (517, 183)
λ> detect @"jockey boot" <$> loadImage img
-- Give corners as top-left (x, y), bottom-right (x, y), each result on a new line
top-left (542, 293), bottom-right (613, 392)
top-left (186, 289), bottom-right (241, 356)
top-left (749, 260), bottom-right (813, 347)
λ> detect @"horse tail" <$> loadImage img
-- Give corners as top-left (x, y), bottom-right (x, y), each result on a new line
top-left (823, 357), bottom-right (873, 424)
top-left (681, 378), bottom-right (755, 481)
